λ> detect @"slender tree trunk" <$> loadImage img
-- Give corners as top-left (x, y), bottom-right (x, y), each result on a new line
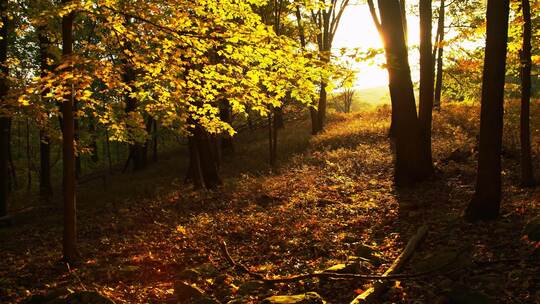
top-left (465, 0), bottom-right (510, 221)
top-left (268, 113), bottom-right (276, 167)
top-left (123, 65), bottom-right (146, 171)
top-left (105, 129), bottom-right (113, 172)
top-left (38, 27), bottom-right (53, 199)
top-left (25, 119), bottom-right (31, 191)
top-left (0, 117), bottom-right (7, 218)
top-left (7, 120), bottom-right (16, 191)
top-left (89, 120), bottom-right (98, 163)
top-left (418, 0), bottom-right (434, 174)
top-left (39, 130), bottom-right (53, 198)
top-left (61, 0), bottom-right (79, 261)
top-left (295, 5), bottom-right (319, 135)
top-left (152, 119), bottom-right (158, 162)
top-left (186, 122), bottom-right (221, 189)
top-left (519, 0), bottom-right (535, 187)
top-left (220, 100), bottom-right (234, 155)
top-left (377, 0), bottom-right (431, 186)
top-left (316, 81), bottom-right (328, 133)
top-left (0, 1), bottom-right (8, 218)
top-left (74, 104), bottom-right (81, 178)
top-left (433, 0), bottom-right (445, 109)
top-left (367, 0), bottom-right (397, 137)
top-left (194, 125), bottom-right (221, 188)
top-left (272, 113), bottom-right (279, 166)
top-left (186, 135), bottom-right (204, 189)
top-left (400, 0), bottom-right (408, 45)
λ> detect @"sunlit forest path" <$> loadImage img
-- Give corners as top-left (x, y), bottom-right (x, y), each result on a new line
top-left (2, 106), bottom-right (539, 303)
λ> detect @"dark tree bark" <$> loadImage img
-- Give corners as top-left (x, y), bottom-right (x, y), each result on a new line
top-left (465, 0), bottom-right (510, 221)
top-left (89, 120), bottom-right (99, 163)
top-left (152, 119), bottom-right (158, 162)
top-left (0, 0), bottom-right (9, 217)
top-left (400, 0), bottom-right (408, 45)
top-left (25, 119), bottom-right (31, 191)
top-left (186, 134), bottom-right (204, 189)
top-left (519, 0), bottom-right (535, 187)
top-left (74, 102), bottom-right (81, 178)
top-left (377, 0), bottom-right (431, 186)
top-left (61, 0), bottom-right (79, 262)
top-left (38, 27), bottom-right (53, 199)
top-left (367, 0), bottom-right (397, 137)
top-left (7, 120), bottom-right (16, 191)
top-left (418, 0), bottom-right (435, 173)
top-left (39, 130), bottom-right (52, 198)
top-left (105, 129), bottom-right (113, 171)
top-left (186, 123), bottom-right (221, 189)
top-left (219, 100), bottom-right (234, 155)
top-left (123, 64), bottom-right (147, 171)
top-left (268, 113), bottom-right (277, 167)
top-left (433, 0), bottom-right (445, 109)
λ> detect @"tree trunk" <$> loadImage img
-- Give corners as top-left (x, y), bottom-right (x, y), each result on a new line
top-left (377, 0), bottom-right (431, 186)
top-left (186, 134), bottom-right (204, 189)
top-left (105, 129), bottom-right (113, 172)
top-left (433, 0), bottom-right (445, 109)
top-left (220, 100), bottom-right (234, 155)
top-left (39, 130), bottom-right (53, 199)
top-left (195, 125), bottom-right (221, 188)
top-left (7, 120), bottom-right (17, 191)
top-left (89, 120), bottom-right (99, 163)
top-left (400, 0), bottom-right (408, 45)
top-left (295, 5), bottom-right (320, 135)
top-left (316, 81), bottom-right (328, 134)
top-left (25, 119), bottom-right (31, 191)
top-left (268, 113), bottom-right (277, 167)
top-left (186, 123), bottom-right (221, 189)
top-left (465, 0), bottom-right (510, 221)
top-left (61, 0), bottom-right (79, 262)
top-left (152, 119), bottom-right (158, 162)
top-left (0, 0), bottom-right (9, 218)
top-left (519, 0), bottom-right (535, 187)
top-left (74, 103), bottom-right (81, 178)
top-left (418, 0), bottom-right (434, 174)
top-left (123, 63), bottom-right (146, 171)
top-left (38, 27), bottom-right (53, 199)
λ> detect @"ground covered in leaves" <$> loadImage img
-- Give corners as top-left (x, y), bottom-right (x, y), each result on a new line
top-left (1, 104), bottom-right (540, 303)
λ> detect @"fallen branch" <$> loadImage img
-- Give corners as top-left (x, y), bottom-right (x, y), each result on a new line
top-left (220, 241), bottom-right (264, 280)
top-left (350, 225), bottom-right (428, 304)
top-left (221, 227), bottom-right (444, 284)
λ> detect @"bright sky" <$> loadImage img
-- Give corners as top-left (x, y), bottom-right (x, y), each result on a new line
top-left (332, 4), bottom-right (421, 89)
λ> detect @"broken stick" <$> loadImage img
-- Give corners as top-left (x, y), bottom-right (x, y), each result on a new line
top-left (350, 225), bottom-right (428, 304)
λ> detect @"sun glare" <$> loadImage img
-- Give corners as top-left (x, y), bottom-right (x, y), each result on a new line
top-left (333, 4), bottom-right (421, 90)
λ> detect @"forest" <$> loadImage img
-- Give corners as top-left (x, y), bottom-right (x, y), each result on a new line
top-left (0, 0), bottom-right (539, 303)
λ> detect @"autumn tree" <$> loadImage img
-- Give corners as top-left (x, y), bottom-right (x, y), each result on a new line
top-left (433, 0), bottom-right (445, 109)
top-left (376, 0), bottom-right (432, 185)
top-left (519, 0), bottom-right (535, 187)
top-left (37, 23), bottom-right (54, 199)
top-left (465, 0), bottom-right (510, 221)
top-left (61, 0), bottom-right (79, 261)
top-left (418, 0), bottom-right (434, 169)
top-left (308, 0), bottom-right (349, 134)
top-left (0, 0), bottom-right (9, 218)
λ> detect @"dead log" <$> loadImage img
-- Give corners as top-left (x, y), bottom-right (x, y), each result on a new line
top-left (350, 225), bottom-right (428, 304)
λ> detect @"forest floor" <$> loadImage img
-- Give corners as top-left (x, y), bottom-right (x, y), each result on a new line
top-left (1, 104), bottom-right (540, 304)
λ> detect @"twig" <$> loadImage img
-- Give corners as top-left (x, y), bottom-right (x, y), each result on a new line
top-left (220, 241), bottom-right (264, 280)
top-left (66, 263), bottom-right (87, 291)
